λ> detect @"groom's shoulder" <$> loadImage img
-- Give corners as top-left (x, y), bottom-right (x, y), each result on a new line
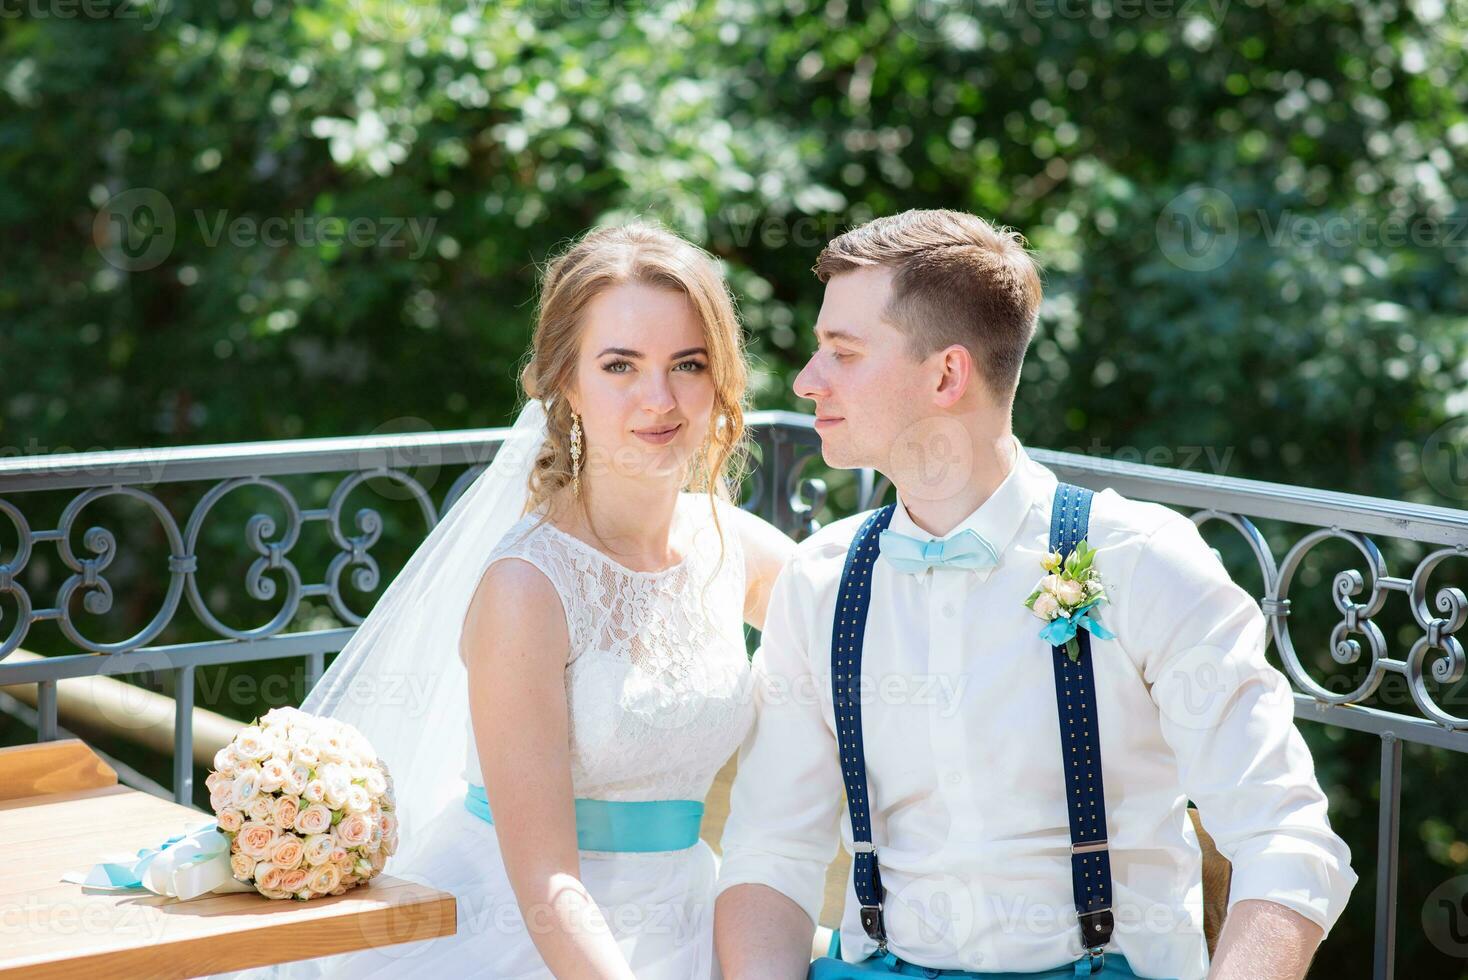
top-left (795, 508), bottom-right (882, 560)
top-left (1070, 485), bottom-right (1200, 560)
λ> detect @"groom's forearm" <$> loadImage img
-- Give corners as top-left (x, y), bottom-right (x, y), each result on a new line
top-left (715, 883), bottom-right (815, 980)
top-left (1207, 898), bottom-right (1324, 979)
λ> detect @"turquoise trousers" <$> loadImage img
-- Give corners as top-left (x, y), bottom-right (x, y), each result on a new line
top-left (809, 933), bottom-right (1151, 979)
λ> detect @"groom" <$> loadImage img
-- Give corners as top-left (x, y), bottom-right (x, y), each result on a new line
top-left (714, 210), bottom-right (1357, 980)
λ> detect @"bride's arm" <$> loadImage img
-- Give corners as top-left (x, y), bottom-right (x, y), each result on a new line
top-left (461, 556), bottom-right (636, 980)
top-left (719, 502), bottom-right (796, 631)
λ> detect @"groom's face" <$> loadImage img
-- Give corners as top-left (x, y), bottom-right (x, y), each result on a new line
top-left (795, 267), bottom-right (932, 471)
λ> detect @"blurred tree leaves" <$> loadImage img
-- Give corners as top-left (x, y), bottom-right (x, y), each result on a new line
top-left (3, 0), bottom-right (1468, 972)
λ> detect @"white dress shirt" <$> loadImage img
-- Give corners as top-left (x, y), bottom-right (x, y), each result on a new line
top-left (716, 435), bottom-right (1357, 980)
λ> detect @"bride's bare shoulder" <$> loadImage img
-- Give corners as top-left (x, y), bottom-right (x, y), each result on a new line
top-left (460, 544), bottom-right (570, 668)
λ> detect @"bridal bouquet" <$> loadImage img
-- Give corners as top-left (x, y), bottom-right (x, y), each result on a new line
top-left (206, 706), bottom-right (399, 900)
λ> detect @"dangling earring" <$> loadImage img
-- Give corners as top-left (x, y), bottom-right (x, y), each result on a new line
top-left (569, 411), bottom-right (583, 496)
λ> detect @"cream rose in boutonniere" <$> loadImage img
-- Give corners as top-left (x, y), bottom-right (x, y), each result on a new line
top-left (1024, 539), bottom-right (1116, 662)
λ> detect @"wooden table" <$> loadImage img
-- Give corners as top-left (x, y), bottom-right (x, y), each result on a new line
top-left (0, 740), bottom-right (457, 979)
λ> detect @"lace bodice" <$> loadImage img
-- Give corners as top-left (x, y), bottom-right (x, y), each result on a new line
top-left (463, 492), bottom-right (755, 812)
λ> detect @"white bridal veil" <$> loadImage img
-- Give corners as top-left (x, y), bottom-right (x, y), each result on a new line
top-left (299, 397), bottom-right (549, 871)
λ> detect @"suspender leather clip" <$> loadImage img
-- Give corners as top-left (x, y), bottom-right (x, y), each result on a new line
top-left (859, 902), bottom-right (887, 951)
top-left (1070, 838), bottom-right (1108, 855)
top-left (1078, 906), bottom-right (1114, 951)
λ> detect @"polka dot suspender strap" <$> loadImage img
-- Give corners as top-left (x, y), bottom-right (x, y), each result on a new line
top-left (1049, 482), bottom-right (1115, 969)
top-left (829, 503), bottom-right (897, 953)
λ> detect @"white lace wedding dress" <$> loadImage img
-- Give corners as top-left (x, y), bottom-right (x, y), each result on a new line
top-left (299, 491), bottom-right (755, 979)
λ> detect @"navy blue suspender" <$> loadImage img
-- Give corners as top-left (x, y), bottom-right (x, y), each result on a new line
top-left (1049, 483), bottom-right (1116, 965)
top-left (830, 504), bottom-right (897, 950)
top-left (829, 484), bottom-right (1115, 966)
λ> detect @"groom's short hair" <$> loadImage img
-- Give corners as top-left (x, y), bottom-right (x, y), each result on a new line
top-left (814, 209), bottom-right (1042, 405)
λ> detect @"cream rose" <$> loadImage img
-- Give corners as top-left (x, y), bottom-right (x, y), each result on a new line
top-left (237, 821), bottom-right (278, 860)
top-left (272, 795), bottom-right (302, 832)
top-left (1031, 592), bottom-right (1060, 620)
top-left (344, 785), bottom-right (371, 814)
top-left (229, 770), bottom-right (260, 807)
top-left (306, 862), bottom-right (342, 896)
top-left (283, 762), bottom-right (310, 796)
top-left (302, 779), bottom-right (327, 803)
top-left (380, 811), bottom-right (398, 838)
top-left (1055, 578), bottom-right (1086, 606)
top-left (253, 860), bottom-right (282, 891)
top-left (230, 852), bottom-right (257, 880)
top-left (259, 706), bottom-right (298, 727)
top-left (303, 833), bottom-right (335, 866)
top-left (279, 868), bottom-right (310, 894)
top-left (208, 789), bottom-right (233, 813)
top-left (336, 812), bottom-right (372, 848)
top-left (212, 745), bottom-right (238, 774)
top-left (247, 796), bottom-right (274, 822)
top-left (294, 802), bottom-right (333, 836)
top-left (362, 767), bottom-right (387, 797)
top-left (269, 832), bottom-right (306, 870)
top-left (382, 832), bottom-right (398, 856)
top-left (216, 807), bottom-right (245, 833)
top-left (292, 744), bottom-right (320, 767)
top-left (233, 726), bottom-right (272, 761)
top-left (258, 757), bottom-right (291, 794)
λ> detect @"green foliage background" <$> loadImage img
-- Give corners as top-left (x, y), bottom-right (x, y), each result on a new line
top-left (3, 0), bottom-right (1468, 973)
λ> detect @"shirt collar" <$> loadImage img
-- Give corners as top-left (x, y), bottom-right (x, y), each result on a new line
top-left (886, 433), bottom-right (1053, 567)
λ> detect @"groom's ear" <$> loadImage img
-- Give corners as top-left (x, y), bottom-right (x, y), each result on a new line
top-left (931, 343), bottom-right (975, 408)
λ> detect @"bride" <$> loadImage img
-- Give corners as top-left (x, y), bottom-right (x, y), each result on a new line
top-left (234, 223), bottom-right (794, 979)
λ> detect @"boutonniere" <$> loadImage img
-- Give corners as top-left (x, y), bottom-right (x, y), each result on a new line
top-left (1024, 539), bottom-right (1116, 662)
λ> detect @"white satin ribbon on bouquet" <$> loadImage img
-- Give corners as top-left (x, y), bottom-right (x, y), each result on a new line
top-left (61, 820), bottom-right (254, 901)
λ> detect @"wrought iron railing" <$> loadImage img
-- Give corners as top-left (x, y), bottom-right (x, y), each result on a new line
top-left (2, 411), bottom-right (1465, 979)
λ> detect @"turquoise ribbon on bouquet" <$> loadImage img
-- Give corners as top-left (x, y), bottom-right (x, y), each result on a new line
top-left (61, 820), bottom-right (251, 901)
top-left (1038, 599), bottom-right (1116, 647)
top-left (464, 784), bottom-right (703, 852)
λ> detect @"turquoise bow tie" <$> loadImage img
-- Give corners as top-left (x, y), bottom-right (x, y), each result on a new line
top-left (878, 527), bottom-right (1000, 574)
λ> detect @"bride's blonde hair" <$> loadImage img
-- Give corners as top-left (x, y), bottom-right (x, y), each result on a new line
top-left (517, 221), bottom-right (750, 557)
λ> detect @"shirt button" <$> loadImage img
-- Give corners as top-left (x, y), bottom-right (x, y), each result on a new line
top-left (946, 771), bottom-right (962, 785)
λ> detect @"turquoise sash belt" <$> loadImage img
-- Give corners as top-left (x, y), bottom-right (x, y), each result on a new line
top-left (464, 784), bottom-right (704, 852)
